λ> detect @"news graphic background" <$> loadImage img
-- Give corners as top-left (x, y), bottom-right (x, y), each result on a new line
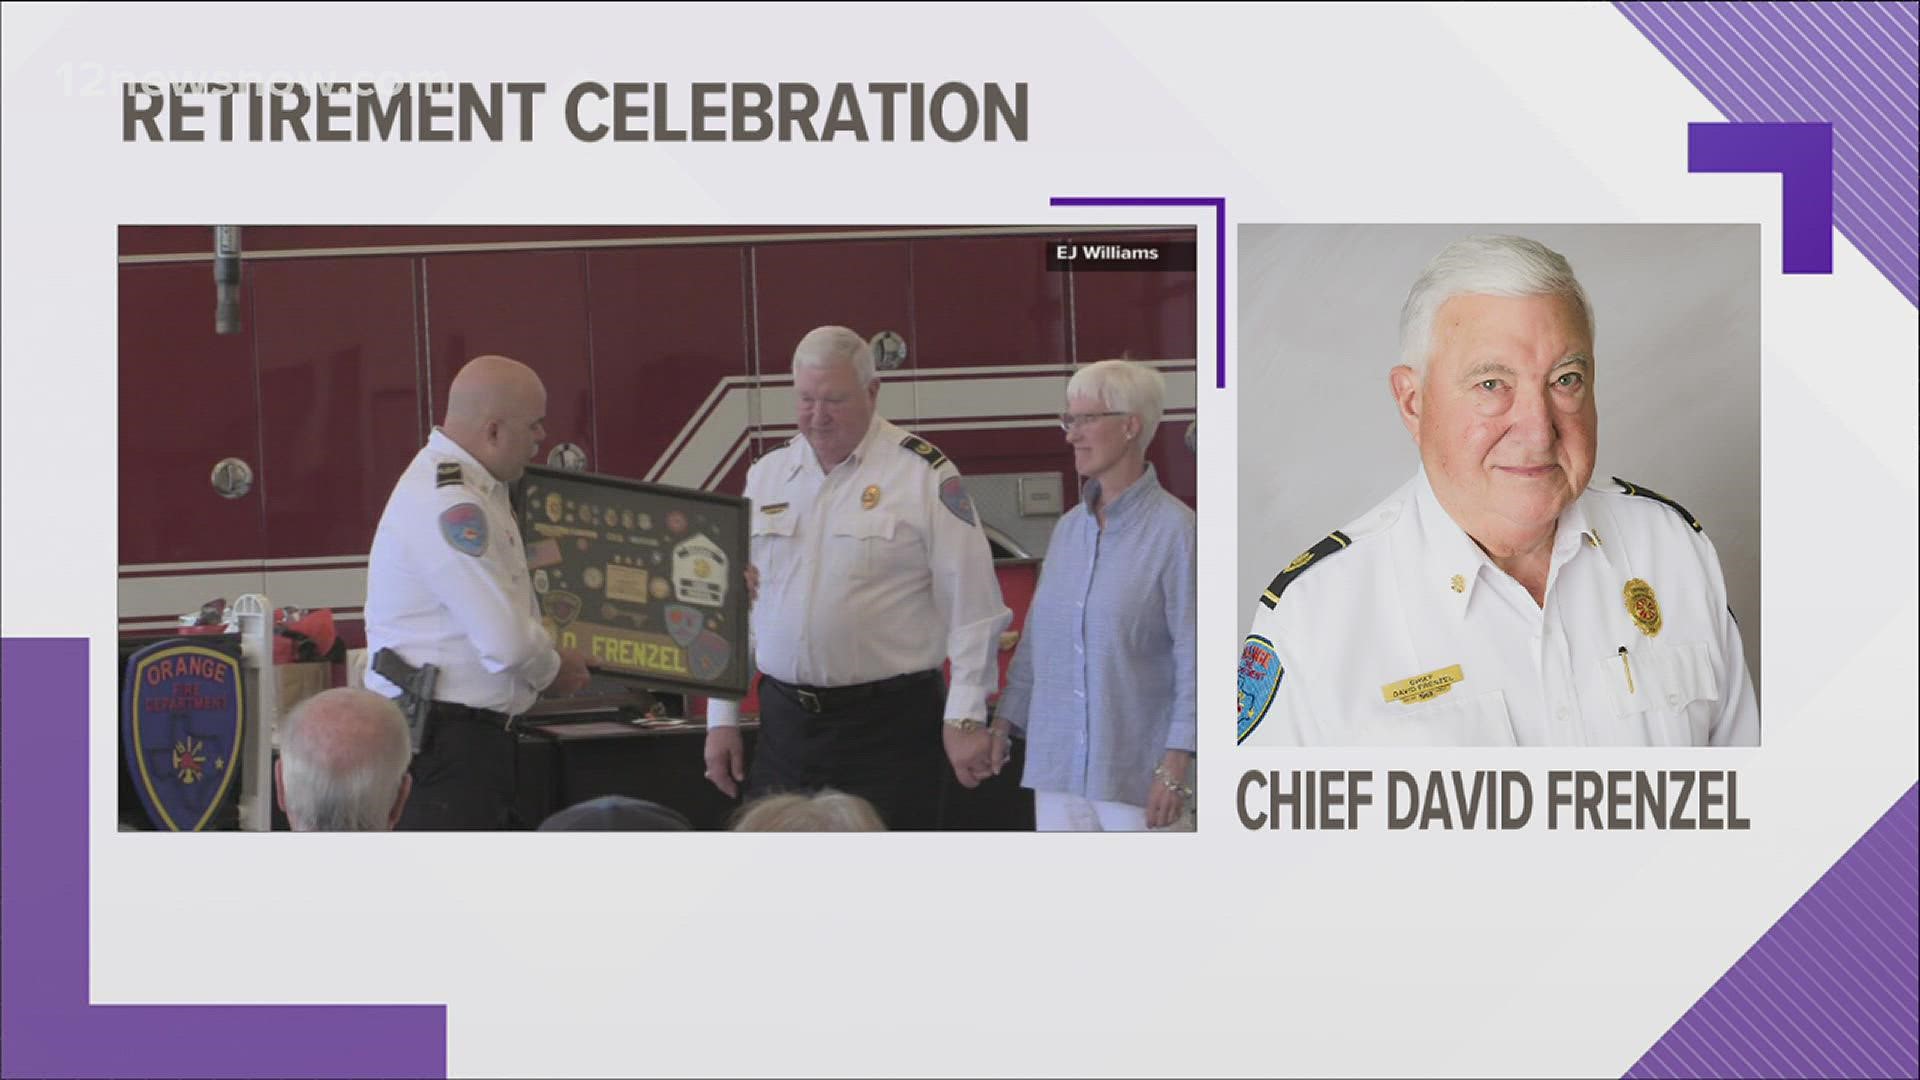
top-left (3, 4), bottom-right (1916, 1078)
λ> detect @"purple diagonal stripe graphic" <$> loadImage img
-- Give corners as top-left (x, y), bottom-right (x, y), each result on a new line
top-left (1624, 785), bottom-right (1920, 1079)
top-left (1617, 1), bottom-right (1920, 306)
top-left (0, 638), bottom-right (447, 1079)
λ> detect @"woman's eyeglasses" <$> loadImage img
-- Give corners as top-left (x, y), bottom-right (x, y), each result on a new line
top-left (1059, 411), bottom-right (1126, 432)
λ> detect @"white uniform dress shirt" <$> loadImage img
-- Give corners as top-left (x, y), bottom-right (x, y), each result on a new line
top-left (708, 415), bottom-right (1011, 727)
top-left (364, 429), bottom-right (560, 716)
top-left (1239, 470), bottom-right (1759, 747)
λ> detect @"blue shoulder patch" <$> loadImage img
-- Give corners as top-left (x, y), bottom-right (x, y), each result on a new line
top-left (939, 475), bottom-right (976, 525)
top-left (440, 502), bottom-right (489, 557)
top-left (1236, 634), bottom-right (1283, 744)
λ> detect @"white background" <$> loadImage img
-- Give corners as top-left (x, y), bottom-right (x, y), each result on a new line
top-left (3, 4), bottom-right (1916, 1078)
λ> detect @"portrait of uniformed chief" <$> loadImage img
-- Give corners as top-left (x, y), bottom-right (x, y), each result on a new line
top-left (1238, 230), bottom-right (1759, 747)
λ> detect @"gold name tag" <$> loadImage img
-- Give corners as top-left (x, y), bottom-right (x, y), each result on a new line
top-left (1381, 665), bottom-right (1464, 705)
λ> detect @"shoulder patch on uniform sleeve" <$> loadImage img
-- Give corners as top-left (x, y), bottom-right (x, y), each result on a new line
top-left (939, 475), bottom-right (977, 525)
top-left (1237, 634), bottom-right (1284, 744)
top-left (436, 461), bottom-right (463, 489)
top-left (1612, 477), bottom-right (1703, 532)
top-left (440, 502), bottom-right (489, 556)
top-left (899, 433), bottom-right (948, 469)
top-left (1258, 531), bottom-right (1352, 609)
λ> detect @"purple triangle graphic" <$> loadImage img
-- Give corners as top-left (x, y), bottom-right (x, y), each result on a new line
top-left (1617, 1), bottom-right (1920, 307)
top-left (1625, 784), bottom-right (1919, 1078)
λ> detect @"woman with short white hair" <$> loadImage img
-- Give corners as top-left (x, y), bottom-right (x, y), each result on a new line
top-left (992, 359), bottom-right (1197, 830)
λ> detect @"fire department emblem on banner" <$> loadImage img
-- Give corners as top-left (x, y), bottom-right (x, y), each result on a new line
top-left (121, 640), bottom-right (245, 831)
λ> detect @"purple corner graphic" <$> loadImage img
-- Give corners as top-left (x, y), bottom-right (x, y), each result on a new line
top-left (0, 638), bottom-right (447, 1079)
top-left (1050, 196), bottom-right (1226, 388)
top-left (1625, 785), bottom-right (1920, 1079)
top-left (1690, 122), bottom-right (1835, 274)
top-left (1617, 1), bottom-right (1920, 306)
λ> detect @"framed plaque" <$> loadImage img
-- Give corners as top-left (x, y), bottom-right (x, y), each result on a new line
top-left (515, 465), bottom-right (750, 699)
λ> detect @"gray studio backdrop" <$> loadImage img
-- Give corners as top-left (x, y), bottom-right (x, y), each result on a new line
top-left (1236, 224), bottom-right (1761, 693)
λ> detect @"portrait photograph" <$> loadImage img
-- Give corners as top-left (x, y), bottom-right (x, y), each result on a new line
top-left (1236, 224), bottom-right (1760, 748)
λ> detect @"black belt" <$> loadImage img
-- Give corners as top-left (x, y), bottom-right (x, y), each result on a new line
top-left (762, 670), bottom-right (941, 715)
top-left (429, 701), bottom-right (514, 727)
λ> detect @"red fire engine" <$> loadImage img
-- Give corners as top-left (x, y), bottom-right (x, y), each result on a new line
top-left (119, 224), bottom-right (1197, 647)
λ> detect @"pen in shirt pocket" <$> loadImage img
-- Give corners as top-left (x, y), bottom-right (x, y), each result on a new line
top-left (1617, 645), bottom-right (1635, 694)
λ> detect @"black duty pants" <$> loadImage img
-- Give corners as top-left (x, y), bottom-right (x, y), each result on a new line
top-left (747, 672), bottom-right (946, 831)
top-left (396, 703), bottom-right (520, 830)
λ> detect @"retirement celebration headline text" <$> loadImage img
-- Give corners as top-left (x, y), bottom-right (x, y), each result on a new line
top-left (120, 80), bottom-right (1030, 143)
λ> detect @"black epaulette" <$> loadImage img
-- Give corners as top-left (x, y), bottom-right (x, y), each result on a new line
top-left (1258, 531), bottom-right (1352, 609)
top-left (436, 462), bottom-right (463, 489)
top-left (900, 433), bottom-right (947, 469)
top-left (1612, 477), bottom-right (1702, 532)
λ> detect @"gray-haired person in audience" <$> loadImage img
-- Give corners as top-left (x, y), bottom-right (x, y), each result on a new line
top-left (993, 359), bottom-right (1197, 830)
top-left (538, 796), bottom-right (693, 831)
top-left (275, 688), bottom-right (414, 831)
top-left (731, 790), bottom-right (888, 832)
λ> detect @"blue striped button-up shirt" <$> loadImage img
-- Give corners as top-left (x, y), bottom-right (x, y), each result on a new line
top-left (998, 465), bottom-right (1196, 805)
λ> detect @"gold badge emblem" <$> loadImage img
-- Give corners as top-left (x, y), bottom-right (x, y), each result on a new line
top-left (1450, 574), bottom-right (1465, 593)
top-left (1381, 664), bottom-right (1464, 705)
top-left (861, 485), bottom-right (881, 510)
top-left (1623, 578), bottom-right (1662, 637)
top-left (1284, 549), bottom-right (1315, 574)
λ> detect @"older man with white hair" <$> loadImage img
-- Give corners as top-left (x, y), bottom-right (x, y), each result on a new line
top-left (1239, 235), bottom-right (1759, 748)
top-left (703, 326), bottom-right (1012, 829)
top-left (275, 688), bottom-right (414, 831)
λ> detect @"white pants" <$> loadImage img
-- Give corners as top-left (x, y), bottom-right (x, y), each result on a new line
top-left (1034, 790), bottom-right (1149, 832)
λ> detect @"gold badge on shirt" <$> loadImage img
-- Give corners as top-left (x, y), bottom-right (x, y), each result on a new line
top-left (1381, 664), bottom-right (1464, 705)
top-left (1623, 578), bottom-right (1662, 637)
top-left (861, 484), bottom-right (881, 510)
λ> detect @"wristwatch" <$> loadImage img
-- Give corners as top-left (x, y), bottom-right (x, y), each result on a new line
top-left (943, 717), bottom-right (986, 733)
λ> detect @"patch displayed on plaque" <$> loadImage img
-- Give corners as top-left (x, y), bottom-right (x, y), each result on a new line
top-left (545, 590), bottom-right (582, 626)
top-left (121, 640), bottom-right (245, 831)
top-left (673, 534), bottom-right (729, 608)
top-left (689, 630), bottom-right (731, 681)
top-left (665, 604), bottom-right (704, 647)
